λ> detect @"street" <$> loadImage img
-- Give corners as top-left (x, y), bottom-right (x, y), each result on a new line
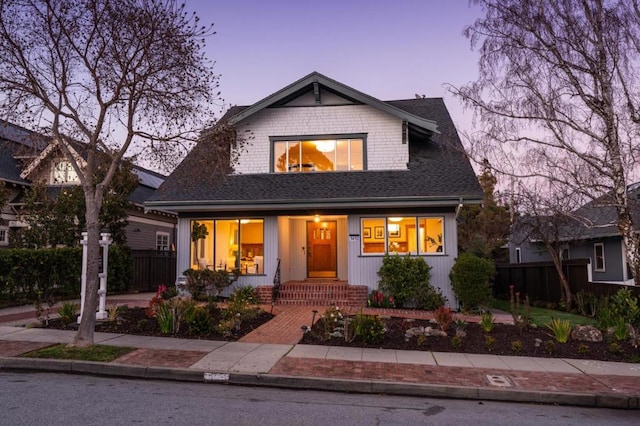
top-left (0, 372), bottom-right (637, 425)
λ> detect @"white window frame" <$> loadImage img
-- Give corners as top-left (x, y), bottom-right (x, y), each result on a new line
top-left (0, 227), bottom-right (8, 246)
top-left (156, 232), bottom-right (170, 251)
top-left (359, 216), bottom-right (445, 256)
top-left (594, 243), bottom-right (605, 272)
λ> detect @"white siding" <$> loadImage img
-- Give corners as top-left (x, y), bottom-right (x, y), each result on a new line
top-left (347, 213), bottom-right (459, 308)
top-left (234, 105), bottom-right (406, 174)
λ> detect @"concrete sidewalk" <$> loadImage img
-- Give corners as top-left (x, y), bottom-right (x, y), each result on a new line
top-left (1, 295), bottom-right (639, 409)
top-left (1, 323), bottom-right (639, 409)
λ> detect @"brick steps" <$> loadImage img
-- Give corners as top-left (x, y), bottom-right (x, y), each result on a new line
top-left (257, 281), bottom-right (368, 307)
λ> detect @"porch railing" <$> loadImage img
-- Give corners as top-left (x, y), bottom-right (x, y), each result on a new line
top-left (272, 258), bottom-right (281, 302)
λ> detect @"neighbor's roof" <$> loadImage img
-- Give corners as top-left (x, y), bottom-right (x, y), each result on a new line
top-left (148, 89), bottom-right (482, 212)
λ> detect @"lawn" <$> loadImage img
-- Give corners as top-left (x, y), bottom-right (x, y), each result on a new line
top-left (489, 298), bottom-right (597, 327)
top-left (21, 344), bottom-right (135, 362)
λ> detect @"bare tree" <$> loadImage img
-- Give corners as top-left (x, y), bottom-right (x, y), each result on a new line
top-left (511, 182), bottom-right (589, 311)
top-left (451, 0), bottom-right (640, 284)
top-left (0, 0), bottom-right (220, 346)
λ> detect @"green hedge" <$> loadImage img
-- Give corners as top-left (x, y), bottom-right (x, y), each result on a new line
top-left (0, 246), bottom-right (132, 304)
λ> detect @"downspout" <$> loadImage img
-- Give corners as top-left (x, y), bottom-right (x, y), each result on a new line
top-left (455, 198), bottom-right (464, 219)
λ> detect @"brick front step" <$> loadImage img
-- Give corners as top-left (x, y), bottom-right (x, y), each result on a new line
top-left (257, 282), bottom-right (368, 307)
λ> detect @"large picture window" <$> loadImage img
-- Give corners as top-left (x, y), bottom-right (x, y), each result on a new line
top-left (361, 216), bottom-right (444, 256)
top-left (272, 136), bottom-right (364, 173)
top-left (190, 219), bottom-right (264, 275)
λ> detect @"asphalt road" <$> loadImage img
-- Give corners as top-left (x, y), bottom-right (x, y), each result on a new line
top-left (0, 372), bottom-right (638, 425)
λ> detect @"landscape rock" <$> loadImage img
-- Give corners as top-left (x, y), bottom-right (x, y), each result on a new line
top-left (571, 325), bottom-right (603, 342)
top-left (405, 326), bottom-right (447, 338)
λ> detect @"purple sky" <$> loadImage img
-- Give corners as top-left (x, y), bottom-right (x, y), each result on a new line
top-left (191, 0), bottom-right (483, 134)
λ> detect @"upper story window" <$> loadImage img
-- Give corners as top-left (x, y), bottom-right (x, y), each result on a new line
top-left (52, 160), bottom-right (79, 184)
top-left (594, 243), bottom-right (605, 271)
top-left (271, 135), bottom-right (365, 173)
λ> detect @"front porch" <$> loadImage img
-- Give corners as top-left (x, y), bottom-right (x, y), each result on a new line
top-left (256, 279), bottom-right (368, 307)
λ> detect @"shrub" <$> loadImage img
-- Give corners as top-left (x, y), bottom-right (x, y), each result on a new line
top-left (187, 307), bottom-right (214, 336)
top-left (546, 318), bottom-right (571, 343)
top-left (544, 340), bottom-right (556, 355)
top-left (353, 314), bottom-right (386, 344)
top-left (451, 335), bottom-right (464, 349)
top-left (574, 290), bottom-right (598, 318)
top-left (368, 290), bottom-right (395, 308)
top-left (484, 335), bottom-right (496, 352)
top-left (480, 311), bottom-right (494, 333)
top-left (609, 288), bottom-right (640, 327)
top-left (183, 268), bottom-right (233, 300)
top-left (613, 317), bottom-right (629, 341)
top-left (511, 340), bottom-right (523, 355)
top-left (107, 304), bottom-right (123, 322)
top-left (415, 285), bottom-right (447, 311)
top-left (377, 254), bottom-right (433, 308)
top-left (450, 253), bottom-right (495, 311)
top-left (578, 343), bottom-right (589, 356)
top-left (155, 303), bottom-right (174, 334)
top-left (228, 286), bottom-right (260, 306)
top-left (433, 306), bottom-right (452, 332)
top-left (57, 301), bottom-right (78, 325)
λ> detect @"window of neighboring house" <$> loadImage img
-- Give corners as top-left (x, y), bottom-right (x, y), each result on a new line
top-left (156, 232), bottom-right (170, 251)
top-left (0, 227), bottom-right (7, 246)
top-left (559, 245), bottom-right (570, 261)
top-left (515, 247), bottom-right (521, 264)
top-left (361, 216), bottom-right (444, 256)
top-left (272, 135), bottom-right (365, 173)
top-left (190, 219), bottom-right (264, 274)
top-left (594, 243), bottom-right (605, 271)
top-left (52, 160), bottom-right (79, 184)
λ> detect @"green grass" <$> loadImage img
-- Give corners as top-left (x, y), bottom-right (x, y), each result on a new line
top-left (20, 344), bottom-right (134, 362)
top-left (489, 298), bottom-right (597, 327)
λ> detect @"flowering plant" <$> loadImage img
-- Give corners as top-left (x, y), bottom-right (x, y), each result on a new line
top-left (368, 290), bottom-right (395, 308)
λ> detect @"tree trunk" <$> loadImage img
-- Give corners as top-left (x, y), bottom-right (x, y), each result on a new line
top-left (70, 199), bottom-right (101, 347)
top-left (548, 245), bottom-right (572, 312)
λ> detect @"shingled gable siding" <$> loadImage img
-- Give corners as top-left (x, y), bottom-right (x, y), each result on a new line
top-left (346, 213), bottom-right (459, 308)
top-left (233, 105), bottom-right (405, 174)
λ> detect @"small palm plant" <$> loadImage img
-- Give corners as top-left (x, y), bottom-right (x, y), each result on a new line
top-left (546, 318), bottom-right (571, 343)
top-left (57, 302), bottom-right (78, 325)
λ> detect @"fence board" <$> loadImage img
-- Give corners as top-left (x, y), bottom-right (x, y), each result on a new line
top-left (495, 259), bottom-right (639, 303)
top-left (130, 250), bottom-right (176, 293)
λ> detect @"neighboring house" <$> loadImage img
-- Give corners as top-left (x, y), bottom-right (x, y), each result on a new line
top-left (0, 120), bottom-right (176, 251)
top-left (147, 72), bottom-right (483, 306)
top-left (509, 184), bottom-right (640, 286)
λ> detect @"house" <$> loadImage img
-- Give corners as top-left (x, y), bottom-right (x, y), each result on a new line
top-left (0, 120), bottom-right (176, 251)
top-left (509, 184), bottom-right (640, 286)
top-left (146, 72), bottom-right (483, 306)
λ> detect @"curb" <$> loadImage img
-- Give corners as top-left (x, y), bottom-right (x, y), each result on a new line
top-left (1, 356), bottom-right (638, 410)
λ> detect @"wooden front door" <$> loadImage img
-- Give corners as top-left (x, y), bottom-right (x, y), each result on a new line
top-left (307, 220), bottom-right (337, 278)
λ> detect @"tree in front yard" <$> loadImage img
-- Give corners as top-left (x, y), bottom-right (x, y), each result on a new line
top-left (0, 0), bottom-right (220, 346)
top-left (451, 0), bottom-right (640, 285)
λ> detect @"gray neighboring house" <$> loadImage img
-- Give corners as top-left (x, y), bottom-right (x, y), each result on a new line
top-left (147, 72), bottom-right (482, 305)
top-left (509, 184), bottom-right (640, 286)
top-left (0, 120), bottom-right (176, 251)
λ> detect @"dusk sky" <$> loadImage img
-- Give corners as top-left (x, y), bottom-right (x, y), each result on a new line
top-left (191, 1), bottom-right (483, 135)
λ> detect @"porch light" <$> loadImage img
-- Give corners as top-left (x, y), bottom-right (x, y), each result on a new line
top-left (314, 215), bottom-right (320, 223)
top-left (315, 140), bottom-right (334, 153)
top-left (388, 217), bottom-right (402, 222)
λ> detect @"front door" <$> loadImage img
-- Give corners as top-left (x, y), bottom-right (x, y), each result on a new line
top-left (307, 220), bottom-right (337, 278)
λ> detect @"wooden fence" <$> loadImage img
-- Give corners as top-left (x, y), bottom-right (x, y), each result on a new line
top-left (129, 250), bottom-right (176, 293)
top-left (494, 259), bottom-right (640, 303)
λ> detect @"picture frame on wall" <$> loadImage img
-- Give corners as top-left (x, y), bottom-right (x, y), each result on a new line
top-left (374, 226), bottom-right (384, 239)
top-left (389, 225), bottom-right (401, 238)
top-left (363, 227), bottom-right (371, 238)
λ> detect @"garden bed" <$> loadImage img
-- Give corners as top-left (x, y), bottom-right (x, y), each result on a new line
top-left (301, 315), bottom-right (640, 363)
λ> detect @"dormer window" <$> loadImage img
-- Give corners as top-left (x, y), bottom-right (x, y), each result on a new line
top-left (271, 134), bottom-right (365, 173)
top-left (52, 160), bottom-right (79, 184)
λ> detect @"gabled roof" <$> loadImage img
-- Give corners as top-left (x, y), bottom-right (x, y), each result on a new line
top-left (148, 92), bottom-right (482, 212)
top-left (227, 71), bottom-right (439, 135)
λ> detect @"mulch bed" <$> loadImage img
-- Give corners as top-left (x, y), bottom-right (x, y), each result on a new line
top-left (301, 317), bottom-right (640, 363)
top-left (42, 306), bottom-right (273, 341)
